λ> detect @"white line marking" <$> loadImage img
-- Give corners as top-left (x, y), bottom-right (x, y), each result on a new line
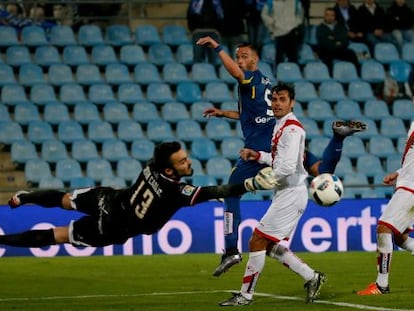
top-left (0, 290), bottom-right (412, 311)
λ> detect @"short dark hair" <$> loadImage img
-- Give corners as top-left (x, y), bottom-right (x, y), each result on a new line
top-left (150, 141), bottom-right (182, 172)
top-left (236, 42), bottom-right (259, 55)
top-left (270, 82), bottom-right (295, 100)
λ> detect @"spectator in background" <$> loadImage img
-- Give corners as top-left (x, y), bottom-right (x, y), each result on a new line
top-left (29, 4), bottom-right (56, 32)
top-left (187, 0), bottom-right (224, 63)
top-left (220, 0), bottom-right (246, 56)
top-left (385, 0), bottom-right (414, 52)
top-left (261, 0), bottom-right (308, 70)
top-left (316, 7), bottom-right (360, 74)
top-left (244, 0), bottom-right (267, 55)
top-left (334, 0), bottom-right (364, 43)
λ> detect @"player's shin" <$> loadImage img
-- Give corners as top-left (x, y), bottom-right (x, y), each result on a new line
top-left (0, 229), bottom-right (56, 247)
top-left (240, 250), bottom-right (266, 300)
top-left (20, 190), bottom-right (65, 207)
top-left (376, 233), bottom-right (393, 288)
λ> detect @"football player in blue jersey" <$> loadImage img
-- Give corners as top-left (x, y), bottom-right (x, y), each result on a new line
top-left (197, 36), bottom-right (367, 277)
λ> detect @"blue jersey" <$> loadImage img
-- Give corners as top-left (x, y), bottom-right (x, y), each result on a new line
top-left (238, 70), bottom-right (275, 152)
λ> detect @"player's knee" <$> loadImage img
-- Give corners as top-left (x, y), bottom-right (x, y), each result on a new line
top-left (248, 232), bottom-right (269, 251)
top-left (62, 193), bottom-right (73, 210)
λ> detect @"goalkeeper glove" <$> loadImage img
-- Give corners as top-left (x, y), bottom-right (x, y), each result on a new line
top-left (244, 167), bottom-right (277, 192)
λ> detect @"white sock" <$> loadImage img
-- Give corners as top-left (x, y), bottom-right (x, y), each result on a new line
top-left (376, 233), bottom-right (393, 288)
top-left (240, 250), bottom-right (266, 300)
top-left (268, 244), bottom-right (314, 281)
top-left (400, 237), bottom-right (414, 253)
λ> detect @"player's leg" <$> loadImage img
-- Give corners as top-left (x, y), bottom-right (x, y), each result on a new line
top-left (395, 231), bottom-right (414, 254)
top-left (8, 190), bottom-right (73, 209)
top-left (0, 226), bottom-right (69, 247)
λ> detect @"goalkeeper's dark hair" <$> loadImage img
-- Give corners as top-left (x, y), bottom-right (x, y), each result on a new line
top-left (236, 42), bottom-right (259, 56)
top-left (271, 82), bottom-right (295, 100)
top-left (149, 141), bottom-right (182, 172)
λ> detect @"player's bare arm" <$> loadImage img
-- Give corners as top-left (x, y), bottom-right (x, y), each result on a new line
top-left (383, 172), bottom-right (398, 185)
top-left (203, 107), bottom-right (240, 120)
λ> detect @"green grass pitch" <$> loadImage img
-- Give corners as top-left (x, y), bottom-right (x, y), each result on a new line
top-left (0, 251), bottom-right (413, 310)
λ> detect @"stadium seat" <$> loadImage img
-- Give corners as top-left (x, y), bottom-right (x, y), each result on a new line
top-left (190, 101), bottom-right (214, 123)
top-left (401, 42), bottom-right (414, 63)
top-left (102, 139), bottom-right (130, 162)
top-left (105, 24), bottom-right (134, 46)
top-left (374, 42), bottom-right (400, 64)
top-left (379, 117), bottom-right (407, 139)
top-left (261, 43), bottom-right (274, 65)
top-left (11, 140), bottom-right (38, 164)
top-left (49, 25), bottom-right (77, 46)
top-left (132, 102), bottom-right (160, 123)
top-left (60, 84), bottom-right (88, 105)
top-left (373, 173), bottom-right (395, 197)
top-left (258, 62), bottom-right (276, 83)
top-left (191, 63), bottom-right (219, 84)
top-left (368, 136), bottom-right (396, 158)
top-left (348, 81), bottom-right (375, 102)
top-left (349, 42), bottom-right (371, 60)
top-left (385, 154), bottom-right (402, 172)
top-left (221, 137), bottom-right (244, 160)
top-left (176, 81), bottom-right (202, 104)
top-left (1, 84), bottom-right (29, 106)
top-left (356, 154), bottom-right (385, 177)
top-left (57, 120), bottom-right (85, 144)
top-left (332, 61), bottom-right (359, 84)
top-left (206, 156), bottom-right (232, 182)
top-left (0, 26), bottom-right (19, 47)
top-left (191, 175), bottom-right (217, 186)
top-left (342, 136), bottom-right (367, 158)
top-left (189, 158), bottom-right (204, 176)
top-left (299, 43), bottom-right (317, 64)
top-left (86, 158), bottom-right (114, 182)
top-left (335, 100), bottom-right (363, 120)
top-left (88, 84), bottom-right (116, 105)
top-left (342, 172), bottom-right (369, 187)
top-left (176, 119), bottom-right (204, 142)
top-left (40, 140), bottom-right (69, 163)
top-left (134, 63), bottom-right (162, 84)
top-left (135, 24), bottom-right (162, 46)
top-left (306, 100), bottom-right (334, 121)
top-left (105, 63), bottom-right (133, 85)
top-left (204, 82), bottom-right (233, 103)
top-left (303, 62), bottom-right (331, 83)
top-left (294, 81), bottom-right (319, 102)
top-left (363, 100), bottom-right (390, 120)
top-left (117, 120), bottom-right (144, 142)
top-left (360, 60), bottom-right (386, 83)
top-left (69, 177), bottom-right (95, 188)
top-left (118, 83), bottom-right (146, 104)
top-left (0, 104), bottom-right (10, 121)
top-left (355, 118), bottom-right (380, 140)
top-left (333, 156), bottom-right (354, 177)
top-left (71, 140), bottom-right (100, 162)
top-left (148, 43), bottom-right (175, 66)
top-left (19, 64), bottom-right (46, 87)
top-left (300, 118), bottom-right (320, 139)
top-left (34, 46), bottom-right (61, 67)
top-left (293, 102), bottom-right (305, 118)
top-left (162, 24), bottom-right (190, 46)
top-left (38, 176), bottom-right (65, 189)
top-left (119, 45), bottom-right (147, 66)
top-left (24, 159), bottom-right (52, 184)
top-left (117, 158), bottom-right (143, 183)
top-left (131, 138), bottom-right (155, 162)
top-left (392, 99), bottom-right (414, 120)
top-left (75, 64), bottom-right (103, 85)
top-left (161, 102), bottom-right (190, 123)
top-left (176, 43), bottom-right (194, 65)
top-left (101, 176), bottom-right (127, 188)
top-left (62, 45), bottom-right (89, 67)
top-left (162, 62), bottom-right (190, 84)
top-left (87, 120), bottom-right (115, 143)
top-left (91, 45), bottom-right (118, 66)
top-left (48, 64), bottom-right (75, 86)
top-left (146, 120), bottom-right (175, 142)
top-left (276, 62), bottom-right (303, 83)
top-left (190, 137), bottom-right (218, 161)
top-left (44, 103), bottom-right (70, 125)
top-left (78, 24), bottom-right (105, 46)
top-left (205, 118), bottom-right (233, 141)
top-left (55, 159), bottom-right (83, 183)
top-left (146, 83), bottom-right (174, 104)
top-left (389, 60), bottom-right (412, 83)
top-left (0, 121), bottom-right (25, 145)
top-left (6, 46), bottom-right (32, 67)
top-left (73, 103), bottom-right (101, 124)
top-left (30, 84), bottom-right (57, 106)
top-left (27, 121), bottom-right (55, 144)
top-left (0, 64), bottom-right (16, 86)
top-left (103, 102), bottom-right (130, 124)
top-left (307, 136), bottom-right (331, 158)
top-left (319, 81), bottom-right (347, 102)
top-left (14, 103), bottom-right (41, 125)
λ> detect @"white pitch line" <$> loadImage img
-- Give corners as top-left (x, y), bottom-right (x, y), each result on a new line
top-left (0, 289), bottom-right (412, 311)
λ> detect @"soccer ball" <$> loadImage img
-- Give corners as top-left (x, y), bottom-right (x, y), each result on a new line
top-left (309, 173), bottom-right (344, 207)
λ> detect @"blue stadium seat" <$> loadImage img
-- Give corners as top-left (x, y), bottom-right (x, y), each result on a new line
top-left (131, 138), bottom-right (155, 162)
top-left (88, 84), bottom-right (116, 105)
top-left (119, 45), bottom-right (147, 66)
top-left (162, 62), bottom-right (189, 84)
top-left (363, 99), bottom-right (390, 120)
top-left (116, 157), bottom-right (143, 183)
top-left (349, 42), bottom-right (371, 60)
top-left (135, 24), bottom-right (162, 46)
top-left (319, 81), bottom-right (347, 102)
top-left (294, 81), bottom-right (319, 102)
top-left (1, 84), bottom-right (29, 106)
top-left (44, 103), bottom-right (70, 125)
top-left (24, 159), bottom-right (52, 184)
top-left (148, 43), bottom-right (175, 65)
top-left (91, 45), bottom-right (118, 66)
top-left (102, 139), bottom-right (130, 162)
top-left (307, 136), bottom-right (331, 158)
top-left (374, 42), bottom-right (400, 64)
top-left (30, 84), bottom-right (57, 105)
top-left (305, 24), bottom-right (318, 46)
top-left (190, 137), bottom-right (218, 160)
top-left (176, 43), bottom-right (193, 65)
top-left (306, 100), bottom-right (334, 121)
top-left (162, 24), bottom-right (190, 46)
top-left (19, 64), bottom-right (46, 87)
top-left (379, 117), bottom-right (407, 139)
top-left (40, 140), bottom-right (69, 162)
top-left (57, 120), bottom-right (85, 144)
top-left (221, 137), bottom-right (244, 160)
top-left (355, 118), bottom-right (380, 140)
top-left (146, 83), bottom-right (174, 104)
top-left (342, 136), bottom-right (367, 158)
top-left (134, 63), bottom-right (161, 84)
top-left (55, 159), bottom-right (83, 183)
top-left (206, 156), bottom-right (232, 182)
top-left (105, 63), bottom-right (132, 85)
top-left (360, 60), bottom-right (386, 83)
top-left (293, 102), bottom-right (305, 118)
top-left (34, 46), bottom-right (61, 67)
top-left (21, 26), bottom-right (48, 47)
top-left (86, 158), bottom-right (114, 182)
top-left (335, 100), bottom-right (363, 120)
top-left (205, 118), bottom-right (233, 141)
top-left (74, 102), bottom-right (101, 124)
top-left (78, 24), bottom-right (105, 46)
top-left (342, 172), bottom-right (369, 187)
top-left (0, 26), bottom-right (19, 47)
top-left (401, 42), bottom-right (414, 63)
top-left (71, 140), bottom-right (100, 162)
top-left (60, 84), bottom-right (88, 105)
top-left (299, 43), bottom-right (317, 64)
top-left (105, 24), bottom-right (134, 46)
top-left (190, 101), bottom-right (214, 123)
top-left (87, 120), bottom-right (115, 143)
top-left (191, 175), bottom-right (217, 186)
top-left (176, 119), bottom-right (204, 142)
top-left (103, 102), bottom-right (130, 124)
top-left (191, 63), bottom-right (219, 84)
top-left (204, 82), bottom-right (233, 103)
top-left (75, 64), bottom-right (103, 85)
top-left (333, 156), bottom-right (354, 177)
top-left (385, 154), bottom-right (402, 172)
top-left (62, 45), bottom-right (89, 67)
top-left (101, 176), bottom-right (127, 188)
top-left (27, 121), bottom-right (55, 144)
top-left (0, 64), bottom-right (17, 86)
top-left (14, 103), bottom-right (41, 125)
top-left (258, 62), bottom-right (276, 83)
top-left (303, 62), bottom-right (331, 83)
top-left (218, 65), bottom-right (236, 85)
top-left (189, 158), bottom-right (204, 176)
top-left (0, 121), bottom-right (25, 144)
top-left (38, 176), bottom-right (65, 189)
top-left (0, 104), bottom-right (10, 121)
top-left (176, 81), bottom-right (202, 104)
top-left (261, 43), bottom-right (274, 65)
top-left (132, 102), bottom-right (160, 123)
top-left (348, 81), bottom-right (375, 102)
top-left (368, 136), bottom-right (396, 158)
top-left (300, 118), bottom-right (320, 139)
top-left (161, 102), bottom-right (190, 123)
top-left (117, 120), bottom-right (144, 142)
top-left (69, 177), bottom-right (96, 188)
top-left (276, 62), bottom-right (303, 83)
top-left (373, 173), bottom-right (395, 197)
top-left (6, 46), bottom-right (32, 67)
top-left (356, 154), bottom-right (385, 177)
top-left (11, 140), bottom-right (38, 164)
top-left (118, 83), bottom-right (146, 104)
top-left (49, 25), bottom-right (77, 46)
top-left (332, 61), bottom-right (359, 84)
top-left (392, 99), bottom-right (414, 120)
top-left (48, 64), bottom-right (75, 86)
top-left (146, 120), bottom-right (175, 142)
top-left (389, 60), bottom-right (412, 82)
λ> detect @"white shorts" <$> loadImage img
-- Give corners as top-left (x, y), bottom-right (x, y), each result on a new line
top-left (255, 185), bottom-right (308, 242)
top-left (379, 188), bottom-right (414, 235)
